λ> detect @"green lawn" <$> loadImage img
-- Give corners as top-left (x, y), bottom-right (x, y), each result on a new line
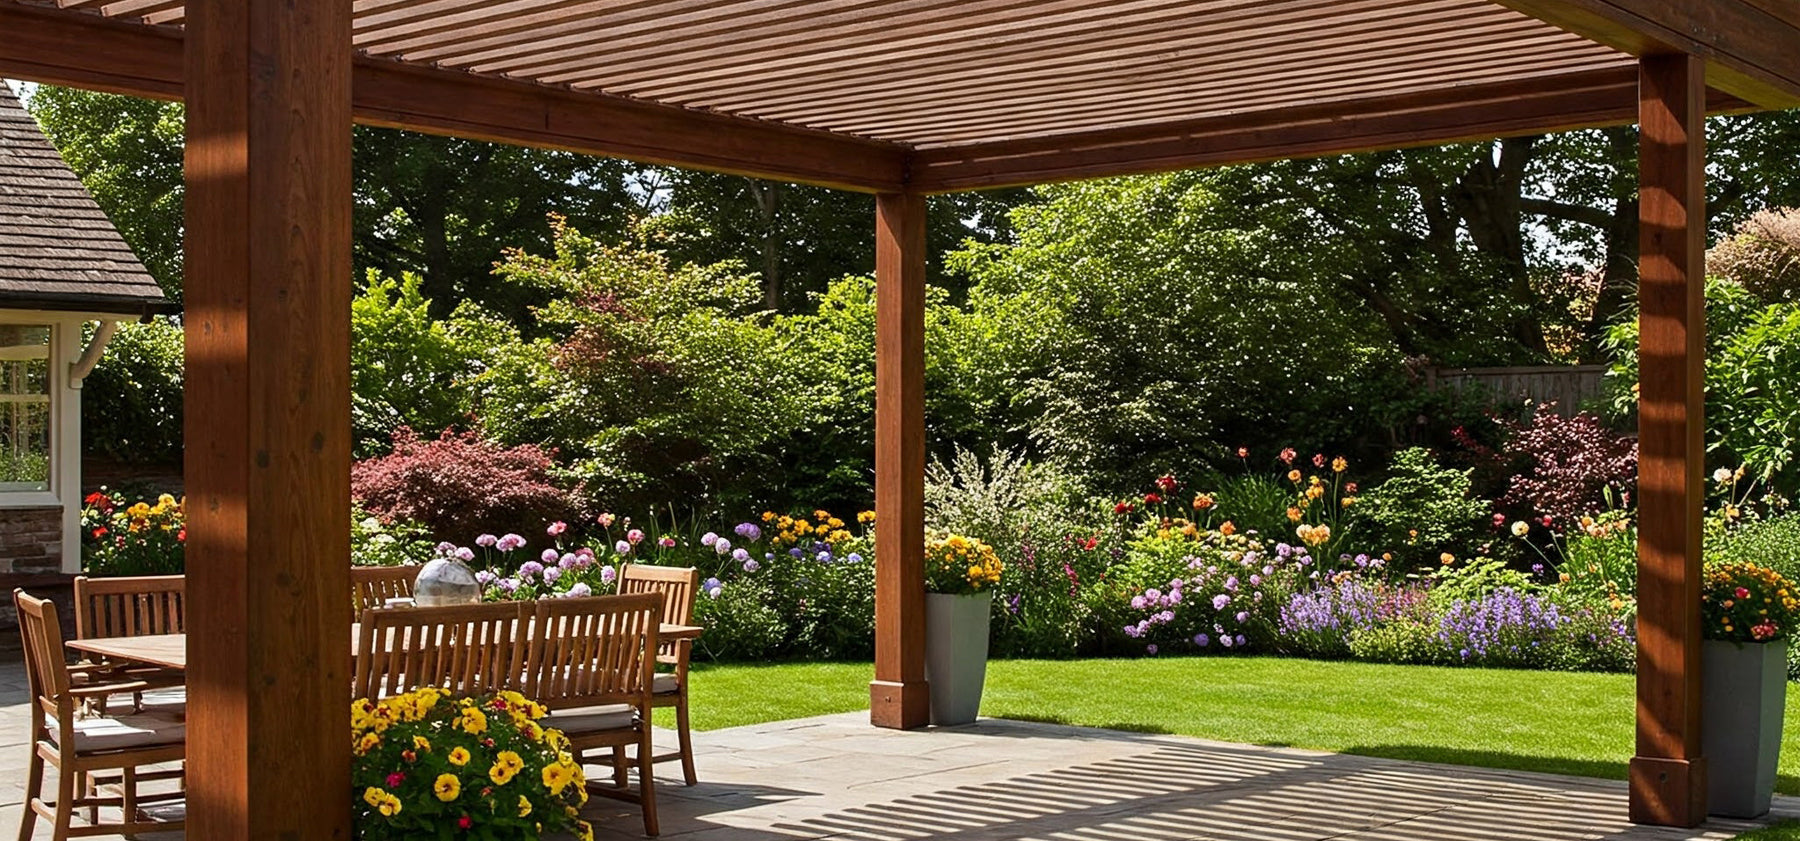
top-left (663, 656), bottom-right (1800, 798)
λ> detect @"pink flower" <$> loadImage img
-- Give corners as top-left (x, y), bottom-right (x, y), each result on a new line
top-left (1279, 447), bottom-right (1296, 464)
top-left (626, 529), bottom-right (645, 545)
top-left (541, 548), bottom-right (558, 563)
top-left (597, 512), bottom-right (616, 527)
top-left (1736, 587), bottom-right (1752, 600)
top-left (386, 772), bottom-right (405, 788)
top-left (546, 520), bottom-right (567, 536)
top-left (658, 536), bottom-right (677, 549)
top-left (614, 540), bottom-right (632, 555)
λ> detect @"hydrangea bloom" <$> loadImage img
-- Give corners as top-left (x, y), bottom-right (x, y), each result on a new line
top-left (701, 532), bottom-right (719, 547)
top-left (475, 534), bottom-right (498, 548)
top-left (735, 523), bottom-right (762, 542)
top-left (566, 582), bottom-right (592, 598)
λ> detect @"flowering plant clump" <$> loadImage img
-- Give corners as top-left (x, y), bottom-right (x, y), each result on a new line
top-left (80, 489), bottom-right (185, 576)
top-left (924, 532), bottom-right (1004, 595)
top-left (1495, 405), bottom-right (1638, 530)
top-left (351, 687), bottom-right (592, 841)
top-left (1278, 578), bottom-right (1426, 659)
top-left (1703, 562), bottom-right (1800, 644)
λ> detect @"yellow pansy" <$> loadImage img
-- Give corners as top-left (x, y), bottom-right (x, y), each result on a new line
top-left (518, 795), bottom-right (533, 817)
top-left (433, 773), bottom-right (461, 802)
top-left (448, 746), bottom-right (471, 766)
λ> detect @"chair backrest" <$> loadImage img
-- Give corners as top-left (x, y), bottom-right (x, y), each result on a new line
top-left (73, 574), bottom-right (186, 639)
top-left (351, 565), bottom-right (418, 612)
top-left (618, 564), bottom-right (698, 626)
top-left (523, 594), bottom-right (661, 711)
top-left (13, 589), bottom-right (71, 718)
top-left (353, 601), bottom-right (526, 701)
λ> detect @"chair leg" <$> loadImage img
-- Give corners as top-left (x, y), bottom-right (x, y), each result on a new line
top-left (51, 764), bottom-right (74, 841)
top-left (611, 747), bottom-right (627, 789)
top-left (122, 767), bottom-right (137, 824)
top-left (675, 695), bottom-right (697, 787)
top-left (638, 729), bottom-right (658, 837)
top-left (17, 748), bottom-right (43, 841)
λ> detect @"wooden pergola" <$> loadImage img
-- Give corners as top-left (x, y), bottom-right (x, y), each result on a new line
top-left (1, 0), bottom-right (1795, 834)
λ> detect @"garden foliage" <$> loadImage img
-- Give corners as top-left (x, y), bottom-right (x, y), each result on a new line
top-left (351, 427), bottom-right (580, 541)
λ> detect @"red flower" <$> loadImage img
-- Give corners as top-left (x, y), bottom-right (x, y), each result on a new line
top-left (92, 527), bottom-right (108, 538)
top-left (1143, 493), bottom-right (1162, 505)
top-left (386, 772), bottom-right (406, 787)
top-left (1736, 587), bottom-right (1752, 600)
top-left (1154, 475), bottom-right (1178, 493)
top-left (457, 815), bottom-right (473, 830)
top-left (1279, 448), bottom-right (1297, 464)
top-left (1491, 513), bottom-right (1506, 528)
top-left (1753, 621), bottom-right (1780, 641)
top-left (84, 491), bottom-right (108, 506)
top-left (176, 529), bottom-right (187, 542)
top-left (1080, 537), bottom-right (1098, 551)
top-left (1312, 453), bottom-right (1326, 468)
top-left (400, 750), bottom-right (416, 763)
top-left (1113, 501), bottom-right (1135, 515)
top-left (1541, 515), bottom-right (1554, 527)
top-left (1236, 447), bottom-right (1249, 459)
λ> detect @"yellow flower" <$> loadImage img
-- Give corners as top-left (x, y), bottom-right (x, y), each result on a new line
top-left (1331, 457), bottom-right (1347, 473)
top-left (496, 750), bottom-right (525, 773)
top-left (490, 762), bottom-right (519, 786)
top-left (377, 794), bottom-right (401, 817)
top-left (1440, 553), bottom-right (1456, 565)
top-left (576, 820), bottom-right (596, 841)
top-left (363, 787), bottom-right (386, 808)
top-left (412, 735), bottom-right (431, 751)
top-left (518, 795), bottom-right (533, 817)
top-left (355, 732), bottom-right (381, 755)
top-left (543, 762), bottom-right (575, 796)
top-left (460, 708), bottom-right (488, 735)
top-left (1287, 470), bottom-right (1302, 483)
top-left (761, 511), bottom-right (776, 522)
top-left (434, 773), bottom-right (461, 802)
top-left (813, 509), bottom-right (831, 521)
top-left (448, 746), bottom-right (471, 766)
top-left (858, 510), bottom-right (876, 524)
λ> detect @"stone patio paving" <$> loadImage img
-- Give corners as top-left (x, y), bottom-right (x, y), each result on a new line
top-left (2, 659), bottom-right (1795, 841)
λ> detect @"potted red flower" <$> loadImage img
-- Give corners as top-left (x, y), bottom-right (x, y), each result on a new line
top-left (1701, 562), bottom-right (1800, 817)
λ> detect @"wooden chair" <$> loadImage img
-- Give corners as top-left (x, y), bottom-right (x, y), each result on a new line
top-left (350, 565), bottom-right (418, 612)
top-left (524, 594), bottom-right (662, 837)
top-left (618, 564), bottom-right (701, 785)
top-left (70, 576), bottom-right (186, 708)
top-left (14, 589), bottom-right (185, 841)
top-left (352, 601), bottom-right (527, 701)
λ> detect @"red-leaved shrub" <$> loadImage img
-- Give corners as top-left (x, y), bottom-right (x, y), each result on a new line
top-left (1496, 405), bottom-right (1637, 530)
top-left (351, 427), bottom-right (579, 542)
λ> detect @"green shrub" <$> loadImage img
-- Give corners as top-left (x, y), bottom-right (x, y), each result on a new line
top-left (1208, 473), bottom-right (1292, 544)
top-left (1712, 513), bottom-right (1800, 584)
top-left (351, 508), bottom-right (435, 567)
top-left (1354, 448), bottom-right (1491, 569)
top-left (692, 578), bottom-right (787, 662)
top-left (1348, 620), bottom-right (1448, 665)
top-left (83, 319), bottom-right (183, 465)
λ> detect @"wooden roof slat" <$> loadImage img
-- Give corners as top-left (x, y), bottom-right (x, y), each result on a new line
top-left (868, 50), bottom-right (1623, 144)
top-left (355, 0), bottom-right (678, 51)
top-left (366, 0), bottom-right (840, 59)
top-left (516, 0), bottom-right (1209, 85)
top-left (641, 0), bottom-right (1468, 112)
top-left (700, 5), bottom-right (1557, 123)
top-left (789, 31), bottom-right (1615, 138)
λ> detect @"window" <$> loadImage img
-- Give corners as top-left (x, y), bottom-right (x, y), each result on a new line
top-left (0, 325), bottom-right (51, 492)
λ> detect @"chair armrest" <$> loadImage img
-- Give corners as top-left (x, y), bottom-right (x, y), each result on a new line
top-left (67, 679), bottom-right (153, 698)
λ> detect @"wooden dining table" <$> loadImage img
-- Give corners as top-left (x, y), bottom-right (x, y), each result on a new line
top-left (66, 623), bottom-right (705, 672)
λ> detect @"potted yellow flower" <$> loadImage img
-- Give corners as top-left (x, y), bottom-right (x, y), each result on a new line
top-left (351, 687), bottom-right (593, 840)
top-left (1701, 562), bottom-right (1800, 817)
top-left (923, 532), bottom-right (1004, 725)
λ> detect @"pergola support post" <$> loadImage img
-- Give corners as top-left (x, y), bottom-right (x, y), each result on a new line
top-left (1629, 52), bottom-right (1708, 828)
top-left (182, 0), bottom-right (354, 837)
top-left (870, 191), bottom-right (930, 730)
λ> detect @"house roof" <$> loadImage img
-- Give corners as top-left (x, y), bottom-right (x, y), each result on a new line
top-left (0, 83), bottom-right (172, 316)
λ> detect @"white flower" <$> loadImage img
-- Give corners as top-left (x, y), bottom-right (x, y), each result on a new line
top-left (1714, 468), bottom-right (1734, 484)
top-left (1510, 521), bottom-right (1530, 537)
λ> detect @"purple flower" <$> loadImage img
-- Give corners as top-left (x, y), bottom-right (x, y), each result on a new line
top-left (475, 570), bottom-right (497, 585)
top-left (1234, 635), bottom-right (1246, 647)
top-left (600, 565), bottom-right (617, 584)
top-left (1131, 596), bottom-right (1147, 610)
top-left (701, 532), bottom-right (719, 547)
top-left (1146, 644), bottom-right (1158, 655)
top-left (1532, 563), bottom-right (1545, 574)
top-left (453, 547), bottom-right (475, 563)
top-left (615, 540), bottom-right (632, 555)
top-left (1234, 611), bottom-right (1249, 624)
top-left (542, 566), bottom-right (562, 584)
top-left (789, 548), bottom-right (805, 558)
top-left (567, 582), bottom-right (592, 598)
top-left (1212, 594), bottom-right (1231, 611)
top-left (1224, 576), bottom-right (1240, 592)
top-left (846, 553), bottom-right (864, 563)
top-left (518, 561), bottom-right (544, 581)
top-left (732, 547), bottom-right (750, 562)
top-left (715, 537), bottom-right (733, 555)
top-left (816, 551), bottom-right (832, 563)
top-left (476, 534), bottom-right (498, 548)
top-left (541, 548), bottom-right (559, 563)
top-left (735, 523), bottom-right (762, 542)
top-left (743, 559), bottom-right (761, 573)
top-left (1249, 574), bottom-right (1262, 586)
top-left (704, 577), bottom-right (723, 599)
top-left (1275, 543), bottom-right (1293, 558)
top-left (1146, 588), bottom-right (1162, 601)
top-left (1123, 624), bottom-right (1141, 638)
top-left (1221, 635), bottom-right (1235, 648)
top-left (1194, 633), bottom-right (1210, 647)
top-left (499, 577), bottom-right (520, 593)
top-left (499, 533), bottom-right (526, 551)
top-left (559, 552), bottom-right (583, 570)
top-left (435, 541), bottom-right (456, 555)
top-left (1262, 565), bottom-right (1274, 576)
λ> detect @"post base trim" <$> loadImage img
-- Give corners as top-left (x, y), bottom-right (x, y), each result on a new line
top-left (1629, 755), bottom-right (1708, 827)
top-left (869, 679), bottom-right (930, 730)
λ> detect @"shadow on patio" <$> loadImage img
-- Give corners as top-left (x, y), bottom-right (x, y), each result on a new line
top-left (589, 712), bottom-right (1798, 841)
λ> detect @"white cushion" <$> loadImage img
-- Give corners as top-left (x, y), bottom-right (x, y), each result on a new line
top-left (105, 687), bottom-right (186, 716)
top-left (542, 703), bottom-right (634, 735)
top-left (653, 673), bottom-right (679, 695)
top-left (47, 711), bottom-right (185, 753)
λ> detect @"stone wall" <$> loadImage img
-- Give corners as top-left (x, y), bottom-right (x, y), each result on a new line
top-left (0, 506), bottom-right (63, 574)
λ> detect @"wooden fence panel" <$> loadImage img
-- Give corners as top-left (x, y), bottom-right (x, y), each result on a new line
top-left (1426, 364), bottom-right (1610, 415)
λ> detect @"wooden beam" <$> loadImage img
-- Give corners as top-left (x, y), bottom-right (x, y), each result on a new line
top-left (0, 1), bottom-right (907, 192)
top-left (910, 67), bottom-right (1752, 193)
top-left (1491, 0), bottom-right (1800, 108)
top-left (870, 191), bottom-right (929, 731)
top-left (182, 0), bottom-right (353, 839)
top-left (1629, 52), bottom-right (1708, 829)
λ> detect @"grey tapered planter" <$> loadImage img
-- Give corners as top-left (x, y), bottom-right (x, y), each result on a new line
top-left (1704, 638), bottom-right (1787, 818)
top-left (925, 590), bottom-right (992, 726)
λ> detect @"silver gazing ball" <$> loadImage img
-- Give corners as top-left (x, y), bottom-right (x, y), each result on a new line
top-left (413, 557), bottom-right (482, 606)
